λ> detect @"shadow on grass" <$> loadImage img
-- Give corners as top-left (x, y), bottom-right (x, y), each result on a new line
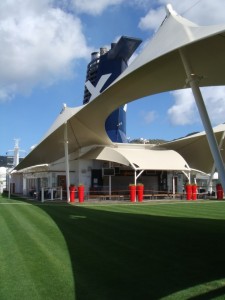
top-left (32, 202), bottom-right (225, 300)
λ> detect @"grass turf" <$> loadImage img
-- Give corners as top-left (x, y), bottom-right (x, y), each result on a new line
top-left (1, 196), bottom-right (225, 299)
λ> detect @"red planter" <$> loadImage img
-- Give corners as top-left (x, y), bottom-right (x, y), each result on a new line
top-left (69, 186), bottom-right (76, 202)
top-left (137, 185), bottom-right (144, 202)
top-left (216, 184), bottom-right (223, 200)
top-left (185, 185), bottom-right (192, 200)
top-left (129, 185), bottom-right (136, 202)
top-left (192, 185), bottom-right (197, 200)
top-left (78, 185), bottom-right (85, 203)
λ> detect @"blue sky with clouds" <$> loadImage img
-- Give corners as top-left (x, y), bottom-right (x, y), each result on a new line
top-left (1, 0), bottom-right (225, 155)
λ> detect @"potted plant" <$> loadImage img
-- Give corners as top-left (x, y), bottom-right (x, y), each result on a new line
top-left (136, 183), bottom-right (144, 202)
top-left (78, 184), bottom-right (85, 203)
top-left (185, 182), bottom-right (192, 200)
top-left (129, 184), bottom-right (136, 202)
top-left (192, 183), bottom-right (197, 200)
top-left (216, 182), bottom-right (223, 200)
top-left (69, 184), bottom-right (76, 202)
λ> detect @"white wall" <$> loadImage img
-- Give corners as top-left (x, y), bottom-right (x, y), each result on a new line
top-left (0, 167), bottom-right (6, 193)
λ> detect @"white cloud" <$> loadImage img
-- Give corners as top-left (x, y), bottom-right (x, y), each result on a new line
top-left (70, 0), bottom-right (124, 15)
top-left (1, 0), bottom-right (225, 106)
top-left (177, 0), bottom-right (225, 25)
top-left (139, 0), bottom-right (225, 32)
top-left (202, 86), bottom-right (225, 125)
top-left (141, 110), bottom-right (157, 124)
top-left (0, 0), bottom-right (91, 101)
top-left (168, 87), bottom-right (225, 126)
top-left (167, 90), bottom-right (198, 125)
top-left (139, 6), bottom-right (166, 31)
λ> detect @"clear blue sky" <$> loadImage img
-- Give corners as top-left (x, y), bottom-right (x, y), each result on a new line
top-left (1, 0), bottom-right (225, 156)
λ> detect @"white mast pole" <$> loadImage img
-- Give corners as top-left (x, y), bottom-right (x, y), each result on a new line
top-left (64, 122), bottom-right (70, 202)
top-left (180, 48), bottom-right (225, 192)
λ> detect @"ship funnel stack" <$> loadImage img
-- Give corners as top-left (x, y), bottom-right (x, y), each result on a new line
top-left (83, 36), bottom-right (142, 142)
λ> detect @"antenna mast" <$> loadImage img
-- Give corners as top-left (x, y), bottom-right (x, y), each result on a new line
top-left (7, 139), bottom-right (26, 168)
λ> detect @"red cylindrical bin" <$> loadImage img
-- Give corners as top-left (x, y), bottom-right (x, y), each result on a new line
top-left (192, 185), bottom-right (197, 200)
top-left (185, 184), bottom-right (192, 200)
top-left (78, 185), bottom-right (85, 203)
top-left (216, 183), bottom-right (223, 200)
top-left (69, 185), bottom-right (76, 202)
top-left (129, 185), bottom-right (136, 202)
top-left (137, 184), bottom-right (144, 202)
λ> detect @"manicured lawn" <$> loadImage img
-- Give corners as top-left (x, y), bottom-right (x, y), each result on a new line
top-left (1, 196), bottom-right (225, 299)
top-left (0, 196), bottom-right (74, 300)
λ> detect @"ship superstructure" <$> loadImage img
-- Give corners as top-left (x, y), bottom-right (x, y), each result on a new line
top-left (83, 36), bottom-right (142, 142)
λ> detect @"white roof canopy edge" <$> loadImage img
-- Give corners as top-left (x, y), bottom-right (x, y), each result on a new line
top-left (79, 145), bottom-right (191, 172)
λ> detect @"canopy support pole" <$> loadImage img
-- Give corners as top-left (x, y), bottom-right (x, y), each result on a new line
top-left (180, 48), bottom-right (225, 191)
top-left (134, 170), bottom-right (137, 202)
top-left (64, 122), bottom-right (70, 202)
top-left (8, 172), bottom-right (11, 199)
top-left (109, 162), bottom-right (112, 199)
top-left (136, 170), bottom-right (144, 181)
top-left (172, 175), bottom-right (175, 197)
top-left (207, 131), bottom-right (225, 192)
top-left (133, 170), bottom-right (144, 202)
top-left (134, 169), bottom-right (144, 184)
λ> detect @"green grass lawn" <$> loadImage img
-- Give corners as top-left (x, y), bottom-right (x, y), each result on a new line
top-left (1, 196), bottom-right (225, 299)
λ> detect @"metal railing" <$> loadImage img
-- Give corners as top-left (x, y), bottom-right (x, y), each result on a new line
top-left (27, 187), bottom-right (63, 202)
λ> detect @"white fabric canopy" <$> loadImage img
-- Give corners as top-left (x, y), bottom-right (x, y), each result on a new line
top-left (80, 145), bottom-right (190, 171)
top-left (15, 5), bottom-right (225, 172)
top-left (161, 123), bottom-right (225, 173)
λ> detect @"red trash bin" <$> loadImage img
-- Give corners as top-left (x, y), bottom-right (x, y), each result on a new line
top-left (78, 185), bottom-right (85, 203)
top-left (137, 184), bottom-right (144, 202)
top-left (185, 184), bottom-right (192, 200)
top-left (192, 185), bottom-right (197, 200)
top-left (69, 185), bottom-right (76, 202)
top-left (129, 185), bottom-right (136, 202)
